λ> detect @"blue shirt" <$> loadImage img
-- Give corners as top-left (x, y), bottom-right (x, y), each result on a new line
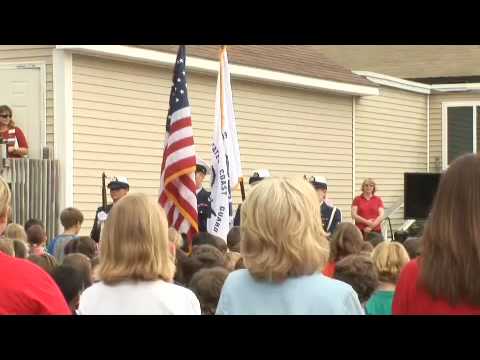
top-left (216, 269), bottom-right (364, 315)
top-left (47, 234), bottom-right (78, 263)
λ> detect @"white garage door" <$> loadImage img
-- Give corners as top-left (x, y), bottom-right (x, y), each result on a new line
top-left (0, 65), bottom-right (45, 159)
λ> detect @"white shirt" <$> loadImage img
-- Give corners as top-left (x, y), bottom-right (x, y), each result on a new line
top-left (78, 279), bottom-right (201, 315)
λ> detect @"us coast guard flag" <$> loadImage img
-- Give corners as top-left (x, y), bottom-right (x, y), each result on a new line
top-left (207, 46), bottom-right (243, 240)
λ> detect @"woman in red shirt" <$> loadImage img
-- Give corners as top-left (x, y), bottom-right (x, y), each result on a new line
top-left (351, 178), bottom-right (384, 239)
top-left (393, 153), bottom-right (480, 315)
top-left (0, 105), bottom-right (28, 158)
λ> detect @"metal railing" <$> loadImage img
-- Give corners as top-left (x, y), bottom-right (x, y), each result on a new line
top-left (1, 158), bottom-right (60, 241)
top-left (381, 198), bottom-right (416, 241)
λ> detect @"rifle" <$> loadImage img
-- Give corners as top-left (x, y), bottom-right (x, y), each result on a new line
top-left (102, 172), bottom-right (107, 210)
top-left (239, 177), bottom-right (246, 201)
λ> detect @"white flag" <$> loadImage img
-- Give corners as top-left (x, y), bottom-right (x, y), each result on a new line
top-left (207, 47), bottom-right (243, 240)
top-left (221, 49), bottom-right (242, 190)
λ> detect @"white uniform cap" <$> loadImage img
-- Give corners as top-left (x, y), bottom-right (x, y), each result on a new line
top-left (254, 169), bottom-right (271, 178)
top-left (311, 175), bottom-right (327, 186)
top-left (196, 157), bottom-right (211, 176)
top-left (108, 176), bottom-right (129, 189)
top-left (249, 169), bottom-right (271, 185)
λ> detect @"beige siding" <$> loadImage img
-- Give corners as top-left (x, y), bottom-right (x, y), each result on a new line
top-left (429, 93), bottom-right (480, 172)
top-left (0, 45), bottom-right (54, 151)
top-left (356, 87), bottom-right (428, 230)
top-left (72, 54), bottom-right (354, 235)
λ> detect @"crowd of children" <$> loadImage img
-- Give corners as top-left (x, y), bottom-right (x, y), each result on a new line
top-left (0, 152), bottom-right (480, 315)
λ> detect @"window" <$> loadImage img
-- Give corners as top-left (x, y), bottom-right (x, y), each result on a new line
top-left (443, 103), bottom-right (480, 167)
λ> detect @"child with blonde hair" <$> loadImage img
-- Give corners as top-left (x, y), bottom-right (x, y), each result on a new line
top-left (5, 223), bottom-right (27, 243)
top-left (0, 238), bottom-right (14, 256)
top-left (78, 194), bottom-right (200, 315)
top-left (5, 224), bottom-right (29, 258)
top-left (366, 241), bottom-right (409, 315)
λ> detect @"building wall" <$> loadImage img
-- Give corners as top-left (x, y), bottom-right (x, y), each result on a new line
top-left (429, 92), bottom-right (480, 172)
top-left (0, 45), bottom-right (54, 151)
top-left (355, 86), bottom-right (428, 230)
top-left (71, 54), bottom-right (354, 235)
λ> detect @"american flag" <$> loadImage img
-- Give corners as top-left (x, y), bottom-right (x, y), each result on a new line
top-left (159, 45), bottom-right (198, 243)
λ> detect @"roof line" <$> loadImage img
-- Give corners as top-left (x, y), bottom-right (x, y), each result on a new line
top-left (353, 71), bottom-right (432, 94)
top-left (56, 45), bottom-right (379, 97)
top-left (354, 71), bottom-right (480, 94)
top-left (431, 83), bottom-right (480, 92)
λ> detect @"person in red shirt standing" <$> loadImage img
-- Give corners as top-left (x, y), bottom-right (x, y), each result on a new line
top-left (0, 105), bottom-right (28, 158)
top-left (393, 153), bottom-right (480, 315)
top-left (351, 178), bottom-right (384, 239)
top-left (0, 175), bottom-right (70, 315)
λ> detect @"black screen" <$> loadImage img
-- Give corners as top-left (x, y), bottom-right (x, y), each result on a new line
top-left (404, 173), bottom-right (441, 219)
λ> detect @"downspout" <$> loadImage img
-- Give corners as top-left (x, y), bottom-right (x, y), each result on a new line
top-left (352, 96), bottom-right (356, 223)
top-left (427, 94), bottom-right (430, 172)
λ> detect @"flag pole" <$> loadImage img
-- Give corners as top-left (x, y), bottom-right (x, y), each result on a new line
top-left (219, 45), bottom-right (226, 130)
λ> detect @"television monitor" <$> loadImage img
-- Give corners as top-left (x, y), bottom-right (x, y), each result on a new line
top-left (404, 173), bottom-right (441, 220)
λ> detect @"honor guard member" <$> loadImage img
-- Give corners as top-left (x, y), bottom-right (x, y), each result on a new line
top-left (233, 169), bottom-right (271, 226)
top-left (90, 176), bottom-right (130, 243)
top-left (196, 158), bottom-right (212, 232)
top-left (309, 176), bottom-right (342, 236)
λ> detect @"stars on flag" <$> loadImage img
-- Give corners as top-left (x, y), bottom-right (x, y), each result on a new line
top-left (168, 46), bottom-right (189, 113)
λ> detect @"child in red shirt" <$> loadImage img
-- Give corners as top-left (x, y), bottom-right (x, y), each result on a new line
top-left (393, 259), bottom-right (480, 315)
top-left (393, 154), bottom-right (480, 315)
top-left (0, 172), bottom-right (68, 314)
top-left (0, 251), bottom-right (70, 315)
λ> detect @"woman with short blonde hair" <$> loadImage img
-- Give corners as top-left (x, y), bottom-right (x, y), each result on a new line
top-left (216, 178), bottom-right (363, 315)
top-left (352, 178), bottom-right (385, 238)
top-left (241, 178), bottom-right (329, 281)
top-left (361, 178), bottom-right (377, 195)
top-left (366, 242), bottom-right (409, 315)
top-left (78, 193), bottom-right (200, 315)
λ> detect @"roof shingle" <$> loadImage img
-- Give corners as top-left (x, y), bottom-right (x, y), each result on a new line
top-left (133, 45), bottom-right (374, 87)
